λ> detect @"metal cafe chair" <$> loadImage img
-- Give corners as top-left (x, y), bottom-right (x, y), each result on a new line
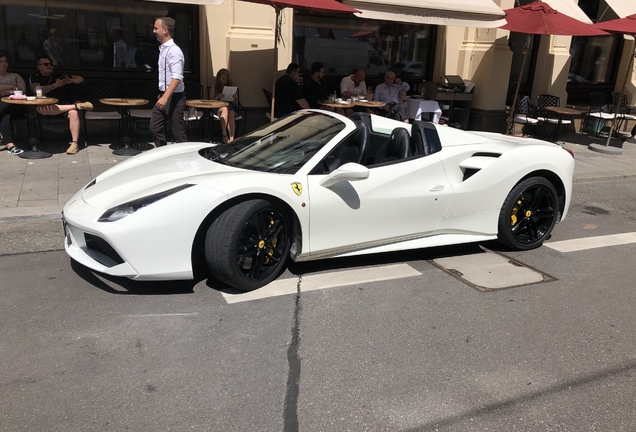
top-left (611, 92), bottom-right (636, 134)
top-left (262, 88), bottom-right (277, 121)
top-left (536, 93), bottom-right (570, 138)
top-left (581, 92), bottom-right (614, 137)
top-left (512, 95), bottom-right (539, 136)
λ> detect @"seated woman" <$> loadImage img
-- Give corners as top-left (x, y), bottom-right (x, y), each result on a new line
top-left (211, 68), bottom-right (238, 144)
top-left (0, 52), bottom-right (26, 155)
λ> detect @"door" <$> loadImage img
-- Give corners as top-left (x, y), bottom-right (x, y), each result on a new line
top-left (306, 156), bottom-right (453, 255)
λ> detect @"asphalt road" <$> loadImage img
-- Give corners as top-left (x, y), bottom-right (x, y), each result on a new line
top-left (1, 179), bottom-right (636, 431)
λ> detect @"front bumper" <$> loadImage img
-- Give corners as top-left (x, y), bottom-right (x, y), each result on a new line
top-left (63, 184), bottom-right (228, 280)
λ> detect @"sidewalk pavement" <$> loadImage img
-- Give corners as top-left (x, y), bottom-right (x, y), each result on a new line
top-left (1, 130), bottom-right (635, 222)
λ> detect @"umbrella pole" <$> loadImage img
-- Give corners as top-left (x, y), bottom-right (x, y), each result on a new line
top-left (604, 43), bottom-right (635, 146)
top-left (507, 35), bottom-right (531, 135)
top-left (270, 7), bottom-right (281, 122)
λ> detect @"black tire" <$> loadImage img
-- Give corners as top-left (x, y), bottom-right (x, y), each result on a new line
top-left (205, 199), bottom-right (291, 291)
top-left (497, 177), bottom-right (558, 251)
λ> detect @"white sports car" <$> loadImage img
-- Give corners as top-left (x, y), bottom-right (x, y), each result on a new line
top-left (63, 110), bottom-right (574, 291)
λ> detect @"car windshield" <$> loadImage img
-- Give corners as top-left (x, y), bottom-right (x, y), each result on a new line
top-left (206, 112), bottom-right (346, 174)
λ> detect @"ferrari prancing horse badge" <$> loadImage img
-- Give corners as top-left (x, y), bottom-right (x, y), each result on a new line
top-left (291, 182), bottom-right (303, 196)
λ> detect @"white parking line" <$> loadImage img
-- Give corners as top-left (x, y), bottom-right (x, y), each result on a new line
top-left (545, 232), bottom-right (636, 252)
top-left (123, 313), bottom-right (199, 317)
top-left (222, 263), bottom-right (422, 304)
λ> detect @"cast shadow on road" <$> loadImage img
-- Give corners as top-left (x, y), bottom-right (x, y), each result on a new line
top-left (286, 242), bottom-right (486, 276)
top-left (399, 358), bottom-right (636, 432)
top-left (70, 240), bottom-right (517, 296)
top-left (70, 258), bottom-right (201, 295)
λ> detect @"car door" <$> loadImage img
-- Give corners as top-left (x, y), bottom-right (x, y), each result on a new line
top-left (306, 156), bottom-right (453, 255)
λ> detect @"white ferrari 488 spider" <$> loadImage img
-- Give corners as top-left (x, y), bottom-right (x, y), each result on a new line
top-left (63, 110), bottom-right (574, 291)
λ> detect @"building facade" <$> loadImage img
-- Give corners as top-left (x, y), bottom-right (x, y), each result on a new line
top-left (1, 0), bottom-right (634, 133)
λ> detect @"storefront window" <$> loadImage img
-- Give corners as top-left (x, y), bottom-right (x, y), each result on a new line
top-left (293, 12), bottom-right (436, 80)
top-left (567, 0), bottom-right (621, 87)
top-left (569, 36), bottom-right (620, 84)
top-left (507, 32), bottom-right (539, 105)
top-left (0, 0), bottom-right (198, 78)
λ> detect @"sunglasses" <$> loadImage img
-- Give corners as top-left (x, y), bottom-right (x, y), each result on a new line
top-left (39, 62), bottom-right (53, 67)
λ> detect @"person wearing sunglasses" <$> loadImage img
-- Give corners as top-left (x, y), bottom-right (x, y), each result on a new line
top-left (28, 55), bottom-right (93, 155)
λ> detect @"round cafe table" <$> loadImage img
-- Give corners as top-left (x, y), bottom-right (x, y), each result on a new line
top-left (354, 100), bottom-right (385, 109)
top-left (185, 99), bottom-right (228, 142)
top-left (545, 106), bottom-right (583, 143)
top-left (100, 98), bottom-right (149, 156)
top-left (321, 101), bottom-right (355, 109)
top-left (1, 96), bottom-right (58, 159)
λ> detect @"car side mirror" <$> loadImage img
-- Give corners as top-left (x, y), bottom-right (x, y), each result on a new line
top-left (319, 162), bottom-right (369, 188)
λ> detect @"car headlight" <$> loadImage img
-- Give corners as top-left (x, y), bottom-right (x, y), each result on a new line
top-left (98, 184), bottom-right (194, 222)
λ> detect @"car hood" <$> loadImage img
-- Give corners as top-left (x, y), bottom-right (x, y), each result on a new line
top-left (81, 143), bottom-right (243, 208)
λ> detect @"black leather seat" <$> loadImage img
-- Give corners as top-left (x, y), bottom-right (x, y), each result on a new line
top-left (374, 127), bottom-right (411, 164)
top-left (341, 122), bottom-right (369, 165)
top-left (350, 112), bottom-right (372, 129)
top-left (410, 120), bottom-right (442, 156)
top-left (324, 122), bottom-right (369, 171)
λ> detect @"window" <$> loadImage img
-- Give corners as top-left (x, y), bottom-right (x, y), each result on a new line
top-left (0, 0), bottom-right (198, 78)
top-left (293, 12), bottom-right (436, 80)
top-left (567, 0), bottom-right (622, 97)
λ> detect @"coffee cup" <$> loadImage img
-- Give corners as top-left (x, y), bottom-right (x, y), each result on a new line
top-left (13, 90), bottom-right (23, 96)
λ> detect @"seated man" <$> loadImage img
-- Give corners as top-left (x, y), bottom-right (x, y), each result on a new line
top-left (303, 62), bottom-right (327, 109)
top-left (340, 69), bottom-right (366, 116)
top-left (275, 62), bottom-right (310, 117)
top-left (303, 62), bottom-right (344, 116)
top-left (340, 69), bottom-right (366, 99)
top-left (29, 55), bottom-right (93, 155)
top-left (373, 71), bottom-right (410, 117)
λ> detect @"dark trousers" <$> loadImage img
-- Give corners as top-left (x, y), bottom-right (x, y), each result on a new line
top-left (150, 92), bottom-right (187, 147)
top-left (0, 101), bottom-right (25, 145)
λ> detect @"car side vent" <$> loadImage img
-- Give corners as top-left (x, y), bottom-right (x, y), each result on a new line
top-left (85, 179), bottom-right (97, 189)
top-left (471, 152), bottom-right (501, 158)
top-left (84, 233), bottom-right (124, 267)
top-left (463, 168), bottom-right (479, 182)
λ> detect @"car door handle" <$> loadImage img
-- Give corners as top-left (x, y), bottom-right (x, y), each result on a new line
top-left (429, 184), bottom-right (445, 192)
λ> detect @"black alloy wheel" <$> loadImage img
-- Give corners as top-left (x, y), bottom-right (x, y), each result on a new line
top-left (497, 177), bottom-right (558, 251)
top-left (205, 199), bottom-right (291, 291)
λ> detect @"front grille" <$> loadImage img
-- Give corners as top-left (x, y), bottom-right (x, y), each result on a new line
top-left (84, 233), bottom-right (124, 266)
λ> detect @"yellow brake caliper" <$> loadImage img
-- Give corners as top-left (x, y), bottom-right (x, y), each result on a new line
top-left (511, 198), bottom-right (523, 226)
top-left (263, 216), bottom-right (277, 264)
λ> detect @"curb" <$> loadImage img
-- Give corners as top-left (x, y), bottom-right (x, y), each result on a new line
top-left (0, 206), bottom-right (64, 224)
top-left (573, 173), bottom-right (636, 183)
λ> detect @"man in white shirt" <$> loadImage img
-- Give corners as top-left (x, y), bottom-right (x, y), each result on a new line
top-left (111, 28), bottom-right (128, 68)
top-left (150, 16), bottom-right (187, 147)
top-left (373, 71), bottom-right (410, 115)
top-left (340, 69), bottom-right (367, 116)
top-left (339, 70), bottom-right (366, 99)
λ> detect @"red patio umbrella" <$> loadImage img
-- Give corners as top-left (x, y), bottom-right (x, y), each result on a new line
top-left (502, 1), bottom-right (608, 133)
top-left (237, 0), bottom-right (359, 120)
top-left (592, 14), bottom-right (636, 151)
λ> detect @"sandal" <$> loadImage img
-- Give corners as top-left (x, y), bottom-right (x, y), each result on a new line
top-left (222, 134), bottom-right (229, 144)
